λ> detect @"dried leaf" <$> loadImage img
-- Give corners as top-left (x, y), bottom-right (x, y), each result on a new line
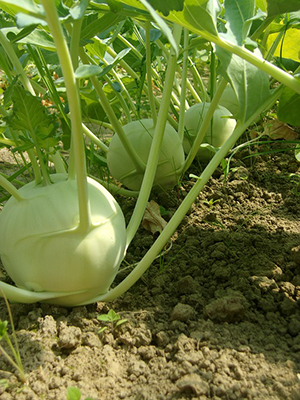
top-left (263, 120), bottom-right (298, 140)
top-left (142, 200), bottom-right (167, 234)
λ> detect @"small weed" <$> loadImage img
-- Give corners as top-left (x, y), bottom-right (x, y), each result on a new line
top-left (97, 309), bottom-right (127, 334)
top-left (66, 386), bottom-right (94, 400)
top-left (0, 293), bottom-right (26, 383)
top-left (202, 198), bottom-right (220, 208)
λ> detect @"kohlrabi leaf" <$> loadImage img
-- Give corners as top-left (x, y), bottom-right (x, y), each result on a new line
top-left (8, 86), bottom-right (51, 134)
top-left (80, 13), bottom-right (124, 42)
top-left (277, 85), bottom-right (300, 125)
top-left (69, 0), bottom-right (89, 20)
top-left (15, 13), bottom-right (47, 28)
top-left (146, 0), bottom-right (184, 16)
top-left (75, 65), bottom-right (102, 79)
top-left (1, 27), bottom-right (55, 50)
top-left (0, 0), bottom-right (44, 17)
top-left (172, 0), bottom-right (220, 39)
top-left (267, 0), bottom-right (300, 17)
top-left (223, 0), bottom-right (255, 45)
top-left (267, 28), bottom-right (300, 63)
top-left (216, 48), bottom-right (271, 123)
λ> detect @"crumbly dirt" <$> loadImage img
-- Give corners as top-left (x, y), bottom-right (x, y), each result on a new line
top-left (0, 141), bottom-right (300, 400)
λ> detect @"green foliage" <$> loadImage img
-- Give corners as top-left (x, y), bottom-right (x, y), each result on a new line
top-left (67, 386), bottom-right (95, 400)
top-left (277, 85), bottom-right (300, 125)
top-left (267, 0), bottom-right (300, 16)
top-left (97, 309), bottom-right (128, 333)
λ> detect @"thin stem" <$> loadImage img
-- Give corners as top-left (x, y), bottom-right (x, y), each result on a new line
top-left (0, 175), bottom-right (23, 201)
top-left (70, 18), bottom-right (84, 70)
top-left (82, 123), bottom-right (109, 152)
top-left (2, 294), bottom-right (26, 382)
top-left (79, 49), bottom-right (145, 173)
top-left (0, 31), bottom-right (35, 95)
top-left (125, 24), bottom-right (183, 248)
top-left (41, 0), bottom-right (91, 232)
top-left (145, 21), bottom-right (157, 125)
top-left (178, 28), bottom-right (189, 142)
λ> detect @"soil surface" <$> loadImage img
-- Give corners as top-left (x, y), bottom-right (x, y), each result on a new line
top-left (0, 141), bottom-right (300, 400)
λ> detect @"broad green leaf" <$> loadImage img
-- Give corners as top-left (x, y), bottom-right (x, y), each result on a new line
top-left (66, 386), bottom-right (82, 400)
top-left (8, 86), bottom-right (50, 133)
top-left (168, 0), bottom-right (220, 40)
top-left (147, 0), bottom-right (184, 16)
top-left (1, 27), bottom-right (55, 50)
top-left (267, 0), bottom-right (300, 17)
top-left (223, 0), bottom-right (255, 45)
top-left (216, 47), bottom-right (271, 122)
top-left (75, 65), bottom-right (102, 79)
top-left (80, 13), bottom-right (124, 41)
top-left (0, 0), bottom-right (43, 17)
top-left (15, 13), bottom-right (47, 28)
top-left (267, 28), bottom-right (300, 62)
top-left (256, 0), bottom-right (267, 12)
top-left (277, 85), bottom-right (300, 125)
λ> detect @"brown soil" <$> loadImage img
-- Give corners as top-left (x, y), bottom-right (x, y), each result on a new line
top-left (0, 142), bottom-right (300, 400)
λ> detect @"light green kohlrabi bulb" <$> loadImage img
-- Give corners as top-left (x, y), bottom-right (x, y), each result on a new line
top-left (0, 173), bottom-right (126, 306)
top-left (183, 103), bottom-right (236, 161)
top-left (107, 119), bottom-right (185, 191)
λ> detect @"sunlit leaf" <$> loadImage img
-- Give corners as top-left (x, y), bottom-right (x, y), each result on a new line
top-left (223, 0), bottom-right (255, 45)
top-left (216, 48), bottom-right (271, 123)
top-left (277, 85), bottom-right (300, 125)
top-left (267, 28), bottom-right (300, 63)
top-left (75, 65), bottom-right (102, 79)
top-left (267, 0), bottom-right (300, 17)
top-left (0, 0), bottom-right (43, 16)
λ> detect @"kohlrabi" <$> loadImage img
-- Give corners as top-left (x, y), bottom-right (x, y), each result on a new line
top-left (0, 174), bottom-right (126, 306)
top-left (183, 102), bottom-right (237, 161)
top-left (107, 119), bottom-right (185, 191)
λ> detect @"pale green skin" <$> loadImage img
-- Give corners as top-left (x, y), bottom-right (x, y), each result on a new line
top-left (0, 174), bottom-right (126, 306)
top-left (183, 103), bottom-right (237, 161)
top-left (107, 119), bottom-right (185, 191)
top-left (219, 85), bottom-right (239, 116)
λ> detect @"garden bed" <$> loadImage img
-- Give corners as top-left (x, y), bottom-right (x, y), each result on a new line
top-left (0, 141), bottom-right (299, 400)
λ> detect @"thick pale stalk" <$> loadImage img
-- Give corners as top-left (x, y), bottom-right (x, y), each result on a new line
top-left (41, 0), bottom-right (91, 232)
top-left (125, 25), bottom-right (183, 248)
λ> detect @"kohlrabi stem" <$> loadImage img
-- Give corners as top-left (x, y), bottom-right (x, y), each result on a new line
top-left (70, 18), bottom-right (84, 70)
top-left (0, 175), bottom-right (23, 201)
top-left (50, 149), bottom-right (66, 174)
top-left (0, 31), bottom-right (35, 95)
top-left (82, 123), bottom-right (109, 152)
top-left (93, 85), bottom-right (284, 303)
top-left (178, 28), bottom-right (189, 142)
top-left (41, 0), bottom-right (91, 231)
top-left (79, 49), bottom-right (145, 173)
top-left (125, 24), bottom-right (183, 248)
top-left (145, 21), bottom-right (157, 125)
top-left (188, 56), bottom-right (210, 102)
top-left (182, 78), bottom-right (228, 174)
